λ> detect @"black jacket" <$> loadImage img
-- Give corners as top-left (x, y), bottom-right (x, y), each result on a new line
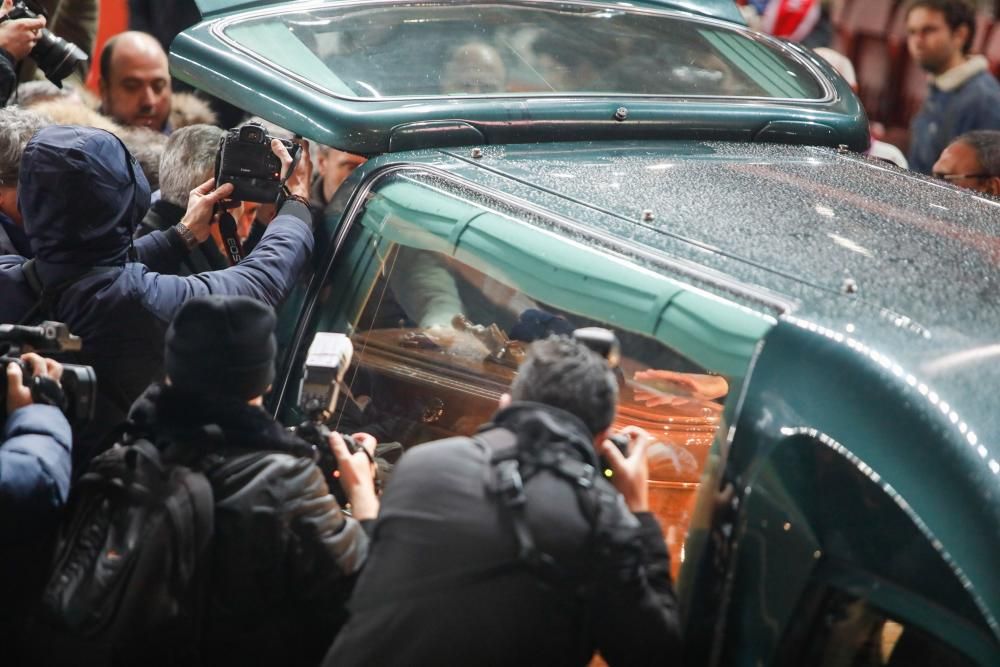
top-left (127, 383), bottom-right (368, 667)
top-left (0, 47), bottom-right (15, 105)
top-left (135, 199), bottom-right (230, 275)
top-left (324, 402), bottom-right (682, 666)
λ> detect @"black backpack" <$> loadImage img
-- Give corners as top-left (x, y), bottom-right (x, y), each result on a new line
top-left (30, 438), bottom-right (215, 667)
top-left (349, 427), bottom-right (639, 614)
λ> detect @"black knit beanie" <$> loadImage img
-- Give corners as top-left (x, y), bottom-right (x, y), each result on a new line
top-left (165, 295), bottom-right (277, 400)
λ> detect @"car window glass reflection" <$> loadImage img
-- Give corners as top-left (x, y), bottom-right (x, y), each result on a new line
top-left (226, 3), bottom-right (824, 100)
top-left (323, 243), bottom-right (730, 575)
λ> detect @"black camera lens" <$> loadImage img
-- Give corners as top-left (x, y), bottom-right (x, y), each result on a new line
top-left (31, 31), bottom-right (88, 87)
top-left (2, 2), bottom-right (88, 87)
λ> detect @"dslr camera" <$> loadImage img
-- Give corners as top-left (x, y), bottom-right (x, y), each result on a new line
top-left (290, 333), bottom-right (398, 507)
top-left (0, 1), bottom-right (88, 87)
top-left (0, 321), bottom-right (97, 426)
top-left (215, 121), bottom-right (301, 204)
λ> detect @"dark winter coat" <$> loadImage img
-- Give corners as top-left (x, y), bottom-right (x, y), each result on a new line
top-left (126, 383), bottom-right (368, 667)
top-left (0, 126), bottom-right (313, 468)
top-left (0, 404), bottom-right (72, 652)
top-left (0, 212), bottom-right (29, 256)
top-left (325, 402), bottom-right (682, 667)
top-left (0, 47), bottom-right (15, 104)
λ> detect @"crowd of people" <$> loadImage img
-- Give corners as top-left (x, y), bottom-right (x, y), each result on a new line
top-left (1, 0), bottom-right (999, 665)
top-left (1, 7), bottom-right (680, 667)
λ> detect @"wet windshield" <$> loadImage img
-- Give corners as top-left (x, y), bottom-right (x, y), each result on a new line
top-left (221, 1), bottom-right (826, 100)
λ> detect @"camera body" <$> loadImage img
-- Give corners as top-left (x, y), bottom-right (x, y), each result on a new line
top-left (0, 1), bottom-right (88, 87)
top-left (599, 432), bottom-right (629, 480)
top-left (215, 122), bottom-right (300, 203)
top-left (0, 322), bottom-right (97, 426)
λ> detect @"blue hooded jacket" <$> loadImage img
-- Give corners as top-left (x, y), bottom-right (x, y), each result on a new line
top-left (0, 404), bottom-right (72, 636)
top-left (0, 126), bottom-right (314, 468)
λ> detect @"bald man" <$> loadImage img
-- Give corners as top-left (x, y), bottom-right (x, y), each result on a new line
top-left (99, 31), bottom-right (172, 132)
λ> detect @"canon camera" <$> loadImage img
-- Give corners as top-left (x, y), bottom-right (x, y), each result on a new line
top-left (215, 121), bottom-right (301, 204)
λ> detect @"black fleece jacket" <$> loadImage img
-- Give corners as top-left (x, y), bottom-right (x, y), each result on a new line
top-left (325, 401), bottom-right (681, 667)
top-left (127, 383), bottom-right (368, 667)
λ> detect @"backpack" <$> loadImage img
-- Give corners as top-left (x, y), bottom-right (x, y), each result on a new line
top-left (349, 427), bottom-right (638, 614)
top-left (30, 438), bottom-right (215, 667)
top-left (476, 427), bottom-right (639, 592)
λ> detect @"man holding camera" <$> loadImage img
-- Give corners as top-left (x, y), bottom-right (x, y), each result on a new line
top-left (1, 352), bottom-right (72, 656)
top-left (324, 334), bottom-right (682, 666)
top-left (106, 295), bottom-right (375, 666)
top-left (0, 123), bottom-right (314, 470)
top-left (0, 0), bottom-right (46, 104)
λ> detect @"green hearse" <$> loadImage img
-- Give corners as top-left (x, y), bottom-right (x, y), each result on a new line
top-left (175, 1), bottom-right (1000, 664)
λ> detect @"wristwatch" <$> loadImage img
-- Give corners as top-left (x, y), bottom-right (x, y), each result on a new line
top-left (173, 222), bottom-right (199, 251)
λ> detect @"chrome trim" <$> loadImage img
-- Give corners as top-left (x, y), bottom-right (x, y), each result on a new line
top-left (207, 0), bottom-right (836, 105)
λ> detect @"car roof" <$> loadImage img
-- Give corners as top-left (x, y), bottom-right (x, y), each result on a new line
top-left (193, 0), bottom-right (747, 24)
top-left (380, 140), bottom-right (1000, 466)
top-left (174, 0), bottom-right (868, 154)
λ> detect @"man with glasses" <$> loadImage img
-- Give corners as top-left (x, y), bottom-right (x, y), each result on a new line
top-left (905, 0), bottom-right (1000, 174)
top-left (931, 129), bottom-right (1000, 196)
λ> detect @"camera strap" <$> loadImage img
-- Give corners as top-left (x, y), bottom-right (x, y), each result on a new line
top-left (217, 210), bottom-right (243, 265)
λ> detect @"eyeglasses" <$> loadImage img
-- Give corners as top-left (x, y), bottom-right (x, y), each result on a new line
top-left (932, 172), bottom-right (994, 182)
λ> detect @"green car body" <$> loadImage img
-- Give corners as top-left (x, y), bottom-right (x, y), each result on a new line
top-left (177, 1), bottom-right (1000, 664)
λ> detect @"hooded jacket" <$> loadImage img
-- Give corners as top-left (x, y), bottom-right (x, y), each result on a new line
top-left (0, 126), bottom-right (314, 469)
top-left (325, 402), bottom-right (682, 667)
top-left (0, 404), bottom-right (72, 658)
top-left (123, 383), bottom-right (367, 667)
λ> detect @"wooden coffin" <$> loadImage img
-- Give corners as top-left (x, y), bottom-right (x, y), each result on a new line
top-left (346, 327), bottom-right (723, 578)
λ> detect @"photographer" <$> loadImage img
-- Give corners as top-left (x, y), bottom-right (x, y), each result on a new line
top-left (0, 0), bottom-right (46, 104)
top-left (325, 335), bottom-right (682, 666)
top-left (0, 124), bottom-right (314, 469)
top-left (115, 295), bottom-right (372, 666)
top-left (1, 352), bottom-right (72, 653)
top-left (135, 124), bottom-right (230, 274)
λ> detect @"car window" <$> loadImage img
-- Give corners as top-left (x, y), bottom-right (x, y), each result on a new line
top-left (221, 1), bottom-right (826, 100)
top-left (291, 171), bottom-right (775, 576)
top-left (796, 590), bottom-right (976, 667)
top-left (329, 243), bottom-right (724, 574)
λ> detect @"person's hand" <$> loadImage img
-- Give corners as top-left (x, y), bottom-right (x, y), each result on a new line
top-left (0, 1), bottom-right (46, 61)
top-left (599, 425), bottom-right (653, 513)
top-left (253, 202), bottom-right (276, 226)
top-left (328, 431), bottom-right (380, 520)
top-left (5, 353), bottom-right (62, 416)
top-left (272, 138), bottom-right (312, 202)
top-left (180, 178), bottom-right (235, 242)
